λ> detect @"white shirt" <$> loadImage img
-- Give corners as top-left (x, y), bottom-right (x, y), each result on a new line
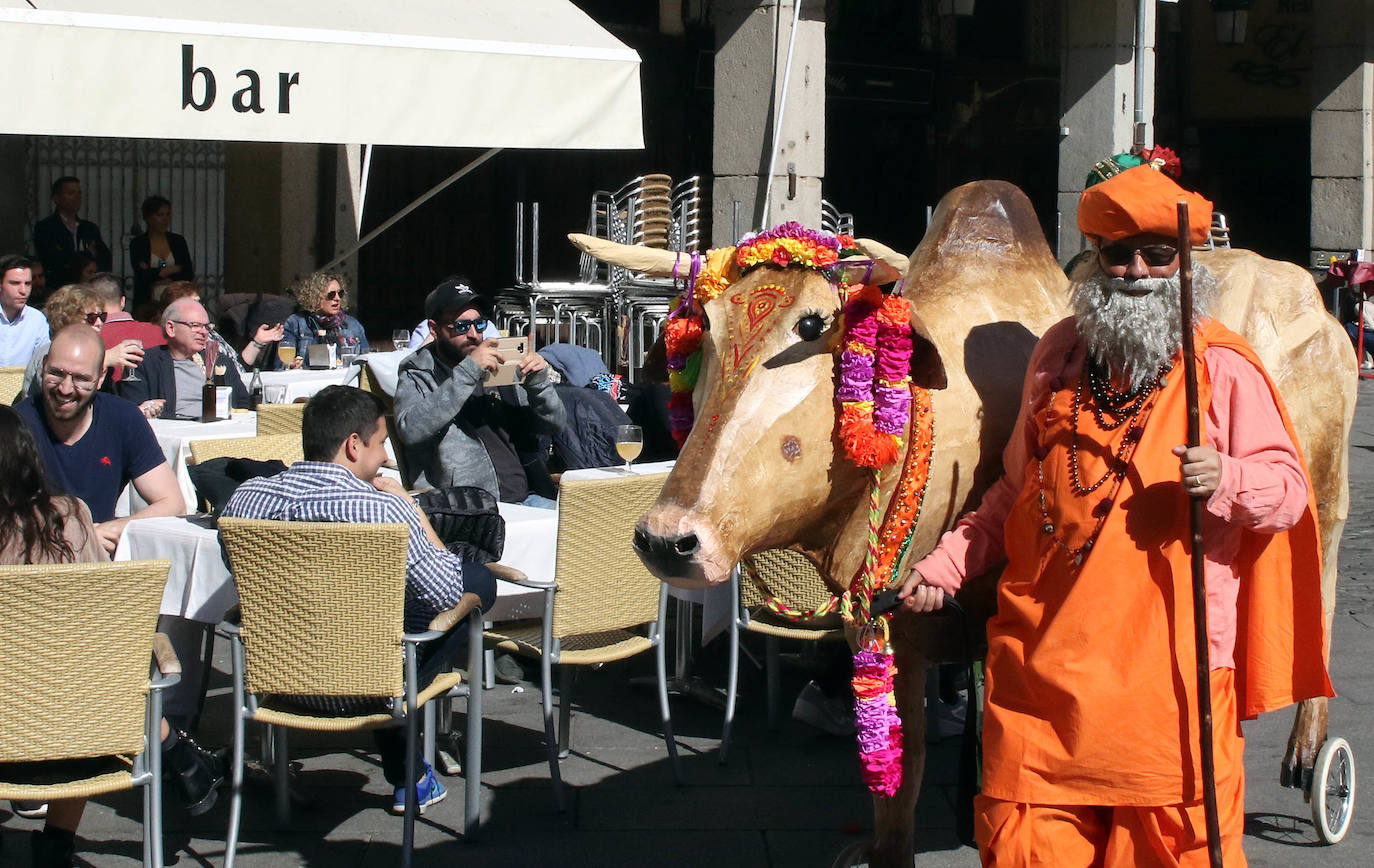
top-left (0, 305), bottom-right (49, 366)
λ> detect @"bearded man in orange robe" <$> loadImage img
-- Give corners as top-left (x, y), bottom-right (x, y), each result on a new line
top-left (895, 163), bottom-right (1333, 867)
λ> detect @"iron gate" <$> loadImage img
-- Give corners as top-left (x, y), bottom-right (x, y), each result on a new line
top-left (26, 136), bottom-right (226, 295)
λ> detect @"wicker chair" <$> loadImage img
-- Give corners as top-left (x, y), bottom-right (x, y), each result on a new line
top-left (188, 433), bottom-right (303, 467)
top-left (216, 519), bottom-right (484, 867)
top-left (254, 402), bottom-right (306, 437)
top-left (0, 559), bottom-right (177, 867)
top-left (719, 548), bottom-right (847, 763)
top-left (484, 472), bottom-right (680, 810)
top-left (0, 365), bottom-right (26, 405)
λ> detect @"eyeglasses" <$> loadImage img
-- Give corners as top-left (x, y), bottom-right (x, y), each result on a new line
top-left (444, 316), bottom-right (488, 335)
top-left (325, 290), bottom-right (341, 300)
top-left (42, 367), bottom-right (97, 392)
top-left (1098, 243), bottom-right (1178, 268)
top-left (84, 311), bottom-right (109, 325)
top-left (171, 320), bottom-right (211, 332)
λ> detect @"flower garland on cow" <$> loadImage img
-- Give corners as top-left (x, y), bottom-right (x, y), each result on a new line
top-left (663, 221), bottom-right (935, 797)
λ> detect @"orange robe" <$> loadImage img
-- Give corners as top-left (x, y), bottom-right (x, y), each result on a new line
top-left (977, 319), bottom-right (1331, 806)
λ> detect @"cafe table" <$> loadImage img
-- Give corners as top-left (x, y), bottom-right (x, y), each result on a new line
top-left (354, 349), bottom-right (414, 396)
top-left (116, 411), bottom-right (258, 517)
top-left (257, 365), bottom-right (360, 403)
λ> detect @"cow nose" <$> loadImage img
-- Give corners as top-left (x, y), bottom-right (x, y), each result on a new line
top-left (633, 526), bottom-right (700, 565)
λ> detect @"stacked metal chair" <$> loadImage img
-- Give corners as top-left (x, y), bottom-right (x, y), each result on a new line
top-left (496, 173), bottom-right (703, 380)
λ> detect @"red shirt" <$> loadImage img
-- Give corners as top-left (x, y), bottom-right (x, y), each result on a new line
top-left (102, 312), bottom-right (165, 383)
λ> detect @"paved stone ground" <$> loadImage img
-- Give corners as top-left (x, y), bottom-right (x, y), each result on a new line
top-left (6, 380), bottom-right (1374, 867)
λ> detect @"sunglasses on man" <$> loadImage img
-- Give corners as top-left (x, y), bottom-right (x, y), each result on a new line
top-left (84, 311), bottom-right (109, 325)
top-left (443, 316), bottom-right (488, 335)
top-left (1098, 243), bottom-right (1178, 268)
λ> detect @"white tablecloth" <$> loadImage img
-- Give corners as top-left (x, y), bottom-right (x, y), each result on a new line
top-left (485, 461), bottom-right (731, 640)
top-left (108, 502), bottom-right (561, 626)
top-left (116, 412), bottom-right (258, 517)
top-left (114, 515), bottom-right (236, 623)
top-left (154, 413), bottom-right (259, 513)
top-left (108, 461), bottom-right (726, 638)
top-left (258, 366), bottom-right (359, 402)
top-left (485, 502), bottom-right (558, 621)
top-left (357, 349), bottom-right (414, 397)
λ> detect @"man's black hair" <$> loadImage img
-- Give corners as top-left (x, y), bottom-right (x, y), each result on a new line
top-left (302, 385), bottom-right (387, 462)
top-left (0, 254), bottom-right (32, 277)
top-left (50, 176), bottom-right (80, 198)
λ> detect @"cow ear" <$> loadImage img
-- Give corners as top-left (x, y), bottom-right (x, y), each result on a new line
top-left (836, 255), bottom-right (901, 287)
top-left (908, 310), bottom-right (948, 390)
top-left (853, 238), bottom-right (909, 282)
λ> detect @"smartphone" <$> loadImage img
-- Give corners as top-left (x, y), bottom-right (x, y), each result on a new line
top-left (495, 336), bottom-right (527, 358)
top-left (485, 361), bottom-right (525, 387)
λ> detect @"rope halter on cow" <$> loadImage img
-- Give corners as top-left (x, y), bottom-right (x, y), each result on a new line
top-left (664, 222), bottom-right (936, 797)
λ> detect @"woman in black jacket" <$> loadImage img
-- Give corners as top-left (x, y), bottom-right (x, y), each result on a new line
top-left (128, 195), bottom-right (194, 314)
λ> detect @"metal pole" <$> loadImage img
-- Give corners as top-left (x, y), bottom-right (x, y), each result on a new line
top-left (319, 147), bottom-right (502, 271)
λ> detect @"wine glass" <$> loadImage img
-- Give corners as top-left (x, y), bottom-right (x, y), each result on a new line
top-left (615, 424), bottom-right (643, 473)
top-left (122, 338), bottom-right (143, 382)
top-left (277, 344), bottom-right (297, 368)
top-left (392, 329), bottom-right (411, 351)
top-left (339, 335), bottom-right (360, 366)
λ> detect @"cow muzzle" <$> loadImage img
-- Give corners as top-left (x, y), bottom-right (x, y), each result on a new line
top-left (632, 509), bottom-right (733, 589)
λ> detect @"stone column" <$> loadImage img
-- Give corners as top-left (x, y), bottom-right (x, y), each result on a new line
top-left (1310, 2), bottom-right (1374, 267)
top-left (278, 143), bottom-right (320, 285)
top-left (332, 144), bottom-right (364, 293)
top-left (712, 0), bottom-right (825, 245)
top-left (1057, 0), bottom-right (1154, 262)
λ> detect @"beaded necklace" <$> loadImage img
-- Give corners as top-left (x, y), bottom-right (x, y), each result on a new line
top-left (1038, 361), bottom-right (1168, 566)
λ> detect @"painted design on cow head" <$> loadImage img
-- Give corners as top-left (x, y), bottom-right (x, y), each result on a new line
top-left (719, 283), bottom-right (796, 396)
top-left (663, 222), bottom-right (875, 448)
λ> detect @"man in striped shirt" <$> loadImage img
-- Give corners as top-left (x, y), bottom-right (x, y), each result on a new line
top-left (224, 385), bottom-right (495, 814)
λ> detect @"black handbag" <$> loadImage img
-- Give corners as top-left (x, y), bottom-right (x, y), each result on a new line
top-left (414, 485), bottom-right (505, 564)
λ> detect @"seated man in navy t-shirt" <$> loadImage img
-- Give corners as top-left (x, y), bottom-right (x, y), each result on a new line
top-left (16, 325), bottom-right (184, 552)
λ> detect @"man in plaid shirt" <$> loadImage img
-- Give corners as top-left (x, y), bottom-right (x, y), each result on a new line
top-left (224, 385), bottom-right (495, 814)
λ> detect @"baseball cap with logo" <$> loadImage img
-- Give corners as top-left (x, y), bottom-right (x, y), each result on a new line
top-left (424, 277), bottom-right (493, 320)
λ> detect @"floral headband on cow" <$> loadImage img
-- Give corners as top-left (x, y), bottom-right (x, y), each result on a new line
top-left (664, 221), bottom-right (914, 468)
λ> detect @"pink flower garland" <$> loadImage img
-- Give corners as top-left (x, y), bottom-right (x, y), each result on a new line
top-left (853, 648), bottom-right (904, 796)
top-left (837, 285), bottom-right (914, 468)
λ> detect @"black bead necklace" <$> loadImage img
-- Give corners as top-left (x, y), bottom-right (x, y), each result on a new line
top-left (1036, 362), bottom-right (1166, 567)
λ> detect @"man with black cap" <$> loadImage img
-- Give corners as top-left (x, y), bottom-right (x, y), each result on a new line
top-left (394, 277), bottom-right (565, 508)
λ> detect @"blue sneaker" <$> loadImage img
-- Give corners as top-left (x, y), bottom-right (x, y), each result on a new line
top-left (391, 762), bottom-right (447, 815)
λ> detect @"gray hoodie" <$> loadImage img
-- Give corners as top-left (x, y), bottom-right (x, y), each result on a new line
top-left (393, 344), bottom-right (566, 497)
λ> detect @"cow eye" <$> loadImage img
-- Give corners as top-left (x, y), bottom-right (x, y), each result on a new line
top-left (795, 314), bottom-right (825, 341)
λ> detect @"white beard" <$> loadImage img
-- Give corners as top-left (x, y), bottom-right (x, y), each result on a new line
top-left (1071, 262), bottom-right (1217, 392)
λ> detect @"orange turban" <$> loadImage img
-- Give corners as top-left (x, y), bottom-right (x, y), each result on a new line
top-left (1077, 165), bottom-right (1213, 246)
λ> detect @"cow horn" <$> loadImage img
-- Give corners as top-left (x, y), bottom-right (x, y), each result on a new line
top-left (567, 233), bottom-right (686, 278)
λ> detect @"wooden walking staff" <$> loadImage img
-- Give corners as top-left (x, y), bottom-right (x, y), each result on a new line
top-left (1176, 201), bottom-right (1224, 868)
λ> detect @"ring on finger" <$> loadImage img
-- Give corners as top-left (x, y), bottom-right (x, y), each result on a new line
top-left (1191, 475), bottom-right (1202, 486)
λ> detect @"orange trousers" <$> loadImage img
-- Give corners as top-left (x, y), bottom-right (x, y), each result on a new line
top-left (975, 671), bottom-right (1246, 868)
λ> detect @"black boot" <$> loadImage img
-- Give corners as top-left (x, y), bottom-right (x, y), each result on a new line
top-left (30, 826), bottom-right (75, 868)
top-left (163, 729), bottom-right (226, 817)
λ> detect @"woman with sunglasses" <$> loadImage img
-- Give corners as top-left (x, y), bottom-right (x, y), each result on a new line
top-left (17, 283), bottom-right (143, 399)
top-left (280, 271), bottom-right (370, 369)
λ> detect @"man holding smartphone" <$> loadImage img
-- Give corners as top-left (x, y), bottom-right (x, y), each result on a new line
top-left (393, 278), bottom-right (565, 508)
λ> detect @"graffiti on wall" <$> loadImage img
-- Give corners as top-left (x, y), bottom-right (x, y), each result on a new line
top-left (1190, 0), bottom-right (1312, 119)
